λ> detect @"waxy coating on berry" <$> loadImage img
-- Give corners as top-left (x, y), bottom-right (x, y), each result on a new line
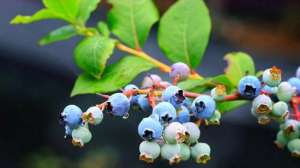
top-left (141, 74), bottom-right (162, 88)
top-left (164, 122), bottom-right (187, 144)
top-left (138, 117), bottom-right (163, 141)
top-left (252, 94), bottom-right (273, 115)
top-left (71, 124), bottom-right (92, 147)
top-left (280, 120), bottom-right (300, 139)
top-left (179, 143), bottom-right (191, 161)
top-left (261, 85), bottom-right (278, 95)
top-left (262, 67), bottom-right (282, 87)
top-left (287, 139), bottom-right (300, 158)
top-left (82, 106), bottom-right (103, 125)
top-left (61, 105), bottom-right (83, 129)
top-left (169, 62), bottom-right (190, 80)
top-left (183, 122), bottom-right (201, 145)
top-left (277, 82), bottom-right (295, 102)
top-left (161, 144), bottom-right (182, 165)
top-left (139, 141), bottom-right (161, 163)
top-left (107, 93), bottom-right (130, 116)
top-left (176, 106), bottom-right (191, 123)
top-left (271, 101), bottom-right (289, 120)
top-left (191, 142), bottom-right (211, 164)
top-left (274, 130), bottom-right (290, 149)
top-left (152, 102), bottom-right (177, 124)
top-left (288, 77), bottom-right (300, 95)
top-left (238, 75), bottom-right (261, 99)
top-left (192, 95), bottom-right (216, 119)
top-left (137, 95), bottom-right (152, 113)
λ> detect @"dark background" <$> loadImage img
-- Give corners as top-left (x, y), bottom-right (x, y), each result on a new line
top-left (0, 0), bottom-right (300, 168)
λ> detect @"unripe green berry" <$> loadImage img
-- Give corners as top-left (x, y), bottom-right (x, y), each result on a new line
top-left (277, 82), bottom-right (295, 102)
top-left (271, 101), bottom-right (289, 121)
top-left (274, 130), bottom-right (289, 149)
top-left (164, 122), bottom-right (187, 144)
top-left (182, 122), bottom-right (200, 145)
top-left (161, 144), bottom-right (181, 165)
top-left (71, 125), bottom-right (92, 147)
top-left (287, 139), bottom-right (300, 158)
top-left (179, 143), bottom-right (191, 161)
top-left (205, 110), bottom-right (221, 126)
top-left (191, 142), bottom-right (211, 164)
top-left (139, 141), bottom-right (160, 163)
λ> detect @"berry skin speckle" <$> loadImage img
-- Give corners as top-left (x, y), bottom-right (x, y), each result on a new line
top-left (138, 117), bottom-right (163, 141)
top-left (191, 95), bottom-right (216, 119)
top-left (169, 62), bottom-right (190, 80)
top-left (238, 75), bottom-right (261, 99)
top-left (107, 93), bottom-right (130, 117)
top-left (139, 141), bottom-right (161, 163)
top-left (152, 102), bottom-right (177, 124)
top-left (262, 67), bottom-right (282, 87)
top-left (61, 105), bottom-right (83, 129)
top-left (277, 82), bottom-right (295, 102)
top-left (191, 142), bottom-right (211, 164)
top-left (288, 77), bottom-right (300, 95)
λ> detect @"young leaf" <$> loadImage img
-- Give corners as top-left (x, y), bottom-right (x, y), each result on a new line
top-left (217, 100), bottom-right (248, 113)
top-left (74, 36), bottom-right (115, 78)
top-left (97, 21), bottom-right (110, 37)
top-left (158, 0), bottom-right (211, 68)
top-left (10, 9), bottom-right (63, 24)
top-left (77, 0), bottom-right (101, 23)
top-left (107, 0), bottom-right (159, 48)
top-left (71, 56), bottom-right (155, 96)
top-left (224, 52), bottom-right (255, 86)
top-left (39, 25), bottom-right (77, 45)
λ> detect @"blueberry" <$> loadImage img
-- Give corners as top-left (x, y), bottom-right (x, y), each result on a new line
top-left (177, 106), bottom-right (190, 123)
top-left (124, 84), bottom-right (139, 105)
top-left (82, 106), bottom-right (103, 125)
top-left (137, 95), bottom-right (152, 113)
top-left (179, 143), bottom-right (191, 161)
top-left (161, 144), bottom-right (181, 165)
top-left (182, 98), bottom-right (192, 109)
top-left (210, 85), bottom-right (226, 101)
top-left (152, 102), bottom-right (177, 124)
top-left (262, 67), bottom-right (281, 87)
top-left (107, 93), bottom-right (130, 116)
top-left (191, 143), bottom-right (211, 164)
top-left (162, 86), bottom-right (185, 109)
top-left (64, 125), bottom-right (72, 139)
top-left (138, 117), bottom-right (163, 141)
top-left (297, 67), bottom-right (300, 79)
top-left (238, 75), bottom-right (261, 99)
top-left (61, 105), bottom-right (83, 129)
top-left (272, 101), bottom-right (289, 121)
top-left (141, 74), bottom-right (162, 88)
top-left (71, 124), bottom-right (92, 147)
top-left (288, 77), bottom-right (300, 95)
top-left (164, 122), bottom-right (187, 144)
top-left (277, 82), bottom-right (295, 102)
top-left (252, 94), bottom-right (273, 115)
top-left (169, 62), bottom-right (190, 80)
top-left (287, 139), bottom-right (300, 158)
top-left (274, 130), bottom-right (289, 149)
top-left (280, 119), bottom-right (300, 139)
top-left (139, 141), bottom-right (161, 163)
top-left (124, 84), bottom-right (139, 91)
top-left (183, 122), bottom-right (200, 145)
top-left (191, 95), bottom-right (216, 119)
top-left (261, 85), bottom-right (278, 94)
top-left (205, 110), bottom-right (221, 126)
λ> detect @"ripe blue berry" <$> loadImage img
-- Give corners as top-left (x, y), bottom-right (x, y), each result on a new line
top-left (252, 94), bottom-right (273, 115)
top-left (297, 67), bottom-right (300, 79)
top-left (139, 141), bottom-right (161, 163)
top-left (61, 105), bottom-right (83, 128)
top-left (288, 77), bottom-right (300, 95)
top-left (262, 67), bottom-right (281, 87)
top-left (124, 84), bottom-right (139, 105)
top-left (107, 93), bottom-right (130, 116)
top-left (277, 82), bottom-right (295, 102)
top-left (71, 124), bottom-right (92, 147)
top-left (141, 74), bottom-right (162, 88)
top-left (177, 106), bottom-right (190, 123)
top-left (164, 122), bottom-right (187, 144)
top-left (138, 117), bottom-right (163, 141)
top-left (161, 144), bottom-right (181, 165)
top-left (82, 106), bottom-right (103, 125)
top-left (169, 62), bottom-right (190, 80)
top-left (183, 122), bottom-right (200, 145)
top-left (287, 139), bottom-right (300, 158)
top-left (137, 95), bottom-right (152, 113)
top-left (238, 75), bottom-right (261, 99)
top-left (162, 86), bottom-right (185, 109)
top-left (191, 95), bottom-right (216, 119)
top-left (191, 143), bottom-right (211, 164)
top-left (152, 102), bottom-right (177, 124)
top-left (272, 101), bottom-right (289, 120)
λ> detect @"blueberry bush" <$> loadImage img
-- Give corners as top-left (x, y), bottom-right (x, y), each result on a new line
top-left (11, 0), bottom-right (300, 165)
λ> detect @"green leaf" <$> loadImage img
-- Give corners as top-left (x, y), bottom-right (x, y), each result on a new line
top-left (42, 0), bottom-right (80, 22)
top-left (224, 52), bottom-right (255, 86)
top-left (71, 56), bottom-right (155, 96)
top-left (217, 100), bottom-right (248, 113)
top-left (77, 0), bottom-right (101, 23)
top-left (97, 21), bottom-right (110, 37)
top-left (10, 9), bottom-right (63, 24)
top-left (158, 0), bottom-right (211, 68)
top-left (74, 36), bottom-right (115, 78)
top-left (39, 25), bottom-right (77, 45)
top-left (107, 0), bottom-right (159, 48)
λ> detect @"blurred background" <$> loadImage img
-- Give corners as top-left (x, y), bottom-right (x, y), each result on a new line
top-left (0, 0), bottom-right (300, 168)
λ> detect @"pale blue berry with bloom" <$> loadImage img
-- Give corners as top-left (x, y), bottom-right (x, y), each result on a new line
top-left (162, 86), bottom-right (185, 109)
top-left (61, 105), bottom-right (83, 129)
top-left (183, 122), bottom-right (200, 145)
top-left (161, 143), bottom-right (182, 165)
top-left (191, 143), bottom-right (211, 164)
top-left (191, 95), bottom-right (216, 119)
top-left (152, 102), bottom-right (177, 124)
top-left (262, 67), bottom-right (282, 87)
top-left (107, 93), bottom-right (130, 116)
top-left (288, 77), bottom-right (300, 95)
top-left (252, 94), bottom-right (273, 115)
top-left (138, 117), bottom-right (163, 141)
top-left (82, 106), bottom-right (103, 125)
top-left (179, 143), bottom-right (191, 161)
top-left (261, 85), bottom-right (278, 94)
top-left (169, 62), bottom-right (190, 80)
top-left (238, 75), bottom-right (261, 99)
top-left (124, 84), bottom-right (139, 105)
top-left (296, 67), bottom-right (300, 79)
top-left (141, 74), bottom-right (162, 88)
top-left (287, 139), bottom-right (300, 158)
top-left (177, 106), bottom-right (190, 123)
top-left (71, 124), bottom-right (92, 147)
top-left (164, 122), bottom-right (187, 144)
top-left (277, 82), bottom-right (295, 102)
top-left (139, 141), bottom-right (161, 163)
top-left (271, 101), bottom-right (289, 121)
top-left (137, 95), bottom-right (152, 113)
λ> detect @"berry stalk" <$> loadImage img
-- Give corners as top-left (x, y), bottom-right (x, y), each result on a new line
top-left (291, 96), bottom-right (300, 121)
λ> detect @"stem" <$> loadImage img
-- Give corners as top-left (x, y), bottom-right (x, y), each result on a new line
top-left (184, 91), bottom-right (202, 98)
top-left (116, 43), bottom-right (203, 80)
top-left (222, 92), bottom-right (241, 102)
top-left (291, 97), bottom-right (300, 121)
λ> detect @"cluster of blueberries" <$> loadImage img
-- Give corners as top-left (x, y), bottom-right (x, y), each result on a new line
top-left (59, 62), bottom-right (300, 164)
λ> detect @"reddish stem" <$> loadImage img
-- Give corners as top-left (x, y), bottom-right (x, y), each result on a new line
top-left (291, 96), bottom-right (300, 121)
top-left (184, 91), bottom-right (202, 98)
top-left (222, 92), bottom-right (241, 101)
